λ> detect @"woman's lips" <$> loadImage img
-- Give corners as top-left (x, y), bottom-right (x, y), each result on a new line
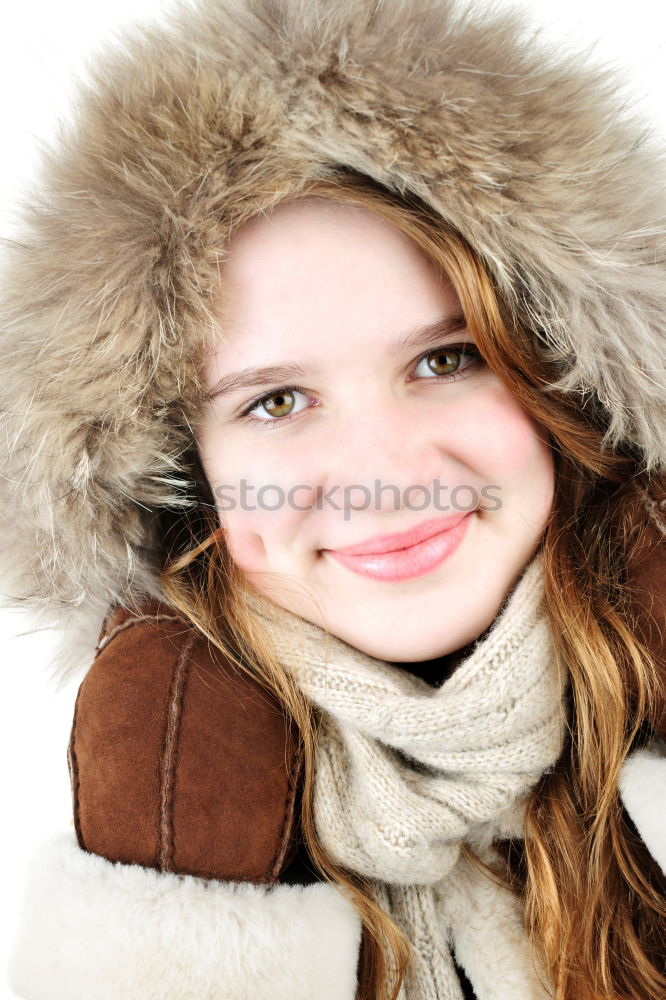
top-left (322, 511), bottom-right (474, 582)
top-left (328, 511), bottom-right (469, 555)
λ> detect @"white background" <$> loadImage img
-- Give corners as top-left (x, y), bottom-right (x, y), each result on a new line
top-left (1, 1), bottom-right (664, 994)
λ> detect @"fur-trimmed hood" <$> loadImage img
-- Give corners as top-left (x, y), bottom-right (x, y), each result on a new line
top-left (1, 0), bottom-right (665, 681)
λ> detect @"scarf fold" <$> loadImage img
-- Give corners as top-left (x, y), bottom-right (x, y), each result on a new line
top-left (246, 550), bottom-right (566, 999)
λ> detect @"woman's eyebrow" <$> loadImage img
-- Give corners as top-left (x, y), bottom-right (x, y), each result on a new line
top-left (205, 310), bottom-right (467, 400)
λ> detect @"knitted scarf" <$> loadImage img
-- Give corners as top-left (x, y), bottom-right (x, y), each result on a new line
top-left (245, 550), bottom-right (568, 999)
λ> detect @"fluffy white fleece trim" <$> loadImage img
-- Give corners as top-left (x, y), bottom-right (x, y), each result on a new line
top-left (618, 737), bottom-right (666, 875)
top-left (7, 748), bottom-right (663, 1000)
top-left (7, 830), bottom-right (363, 1000)
top-left (439, 851), bottom-right (553, 1000)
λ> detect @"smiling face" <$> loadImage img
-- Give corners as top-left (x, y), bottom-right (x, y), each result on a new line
top-left (195, 197), bottom-right (555, 662)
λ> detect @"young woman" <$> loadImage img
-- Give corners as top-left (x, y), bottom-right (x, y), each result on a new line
top-left (2, 1), bottom-right (664, 999)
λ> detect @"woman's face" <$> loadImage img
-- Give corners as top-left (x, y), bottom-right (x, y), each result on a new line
top-left (196, 198), bottom-right (555, 662)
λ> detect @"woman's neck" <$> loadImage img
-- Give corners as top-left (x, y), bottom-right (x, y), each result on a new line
top-left (391, 625), bottom-right (493, 688)
top-left (393, 564), bottom-right (536, 687)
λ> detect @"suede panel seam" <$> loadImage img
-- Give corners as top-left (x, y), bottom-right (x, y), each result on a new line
top-left (67, 686), bottom-right (84, 850)
top-left (159, 631), bottom-right (195, 873)
top-left (96, 614), bottom-right (187, 656)
top-left (268, 739), bottom-right (305, 881)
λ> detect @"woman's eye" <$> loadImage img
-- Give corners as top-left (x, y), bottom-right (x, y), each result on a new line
top-left (238, 343), bottom-right (482, 430)
top-left (241, 388), bottom-right (311, 428)
top-left (413, 344), bottom-right (481, 380)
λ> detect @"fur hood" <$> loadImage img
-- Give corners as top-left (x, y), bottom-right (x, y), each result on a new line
top-left (1, 0), bottom-right (665, 680)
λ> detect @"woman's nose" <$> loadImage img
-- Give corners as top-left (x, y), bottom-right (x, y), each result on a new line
top-left (316, 403), bottom-right (458, 515)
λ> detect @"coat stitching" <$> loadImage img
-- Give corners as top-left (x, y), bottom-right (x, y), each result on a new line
top-left (95, 615), bottom-right (186, 656)
top-left (67, 686), bottom-right (85, 850)
top-left (159, 633), bottom-right (195, 873)
top-left (268, 734), bottom-right (305, 882)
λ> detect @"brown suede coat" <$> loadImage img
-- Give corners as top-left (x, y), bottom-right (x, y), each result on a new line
top-left (68, 602), bottom-right (312, 886)
top-left (68, 488), bottom-right (665, 890)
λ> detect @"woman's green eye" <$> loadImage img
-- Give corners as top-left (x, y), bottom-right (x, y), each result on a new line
top-left (423, 348), bottom-right (466, 376)
top-left (412, 343), bottom-right (481, 380)
top-left (258, 390), bottom-right (297, 419)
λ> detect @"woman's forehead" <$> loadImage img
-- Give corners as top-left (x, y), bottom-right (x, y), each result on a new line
top-left (210, 202), bottom-right (455, 348)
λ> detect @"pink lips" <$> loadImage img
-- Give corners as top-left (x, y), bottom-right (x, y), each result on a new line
top-left (321, 511), bottom-right (473, 582)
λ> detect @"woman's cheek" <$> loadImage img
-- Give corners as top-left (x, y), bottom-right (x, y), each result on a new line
top-left (465, 384), bottom-right (553, 479)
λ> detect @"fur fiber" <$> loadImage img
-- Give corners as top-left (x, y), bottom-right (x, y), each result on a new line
top-left (7, 829), bottom-right (363, 1000)
top-left (1, 0), bottom-right (665, 685)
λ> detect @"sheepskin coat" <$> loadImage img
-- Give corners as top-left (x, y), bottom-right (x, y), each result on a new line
top-left (1, 0), bottom-right (665, 997)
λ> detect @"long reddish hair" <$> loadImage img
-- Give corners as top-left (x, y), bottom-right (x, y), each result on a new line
top-left (158, 170), bottom-right (665, 1000)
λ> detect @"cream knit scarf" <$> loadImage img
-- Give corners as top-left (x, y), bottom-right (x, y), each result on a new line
top-left (246, 550), bottom-right (568, 1000)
